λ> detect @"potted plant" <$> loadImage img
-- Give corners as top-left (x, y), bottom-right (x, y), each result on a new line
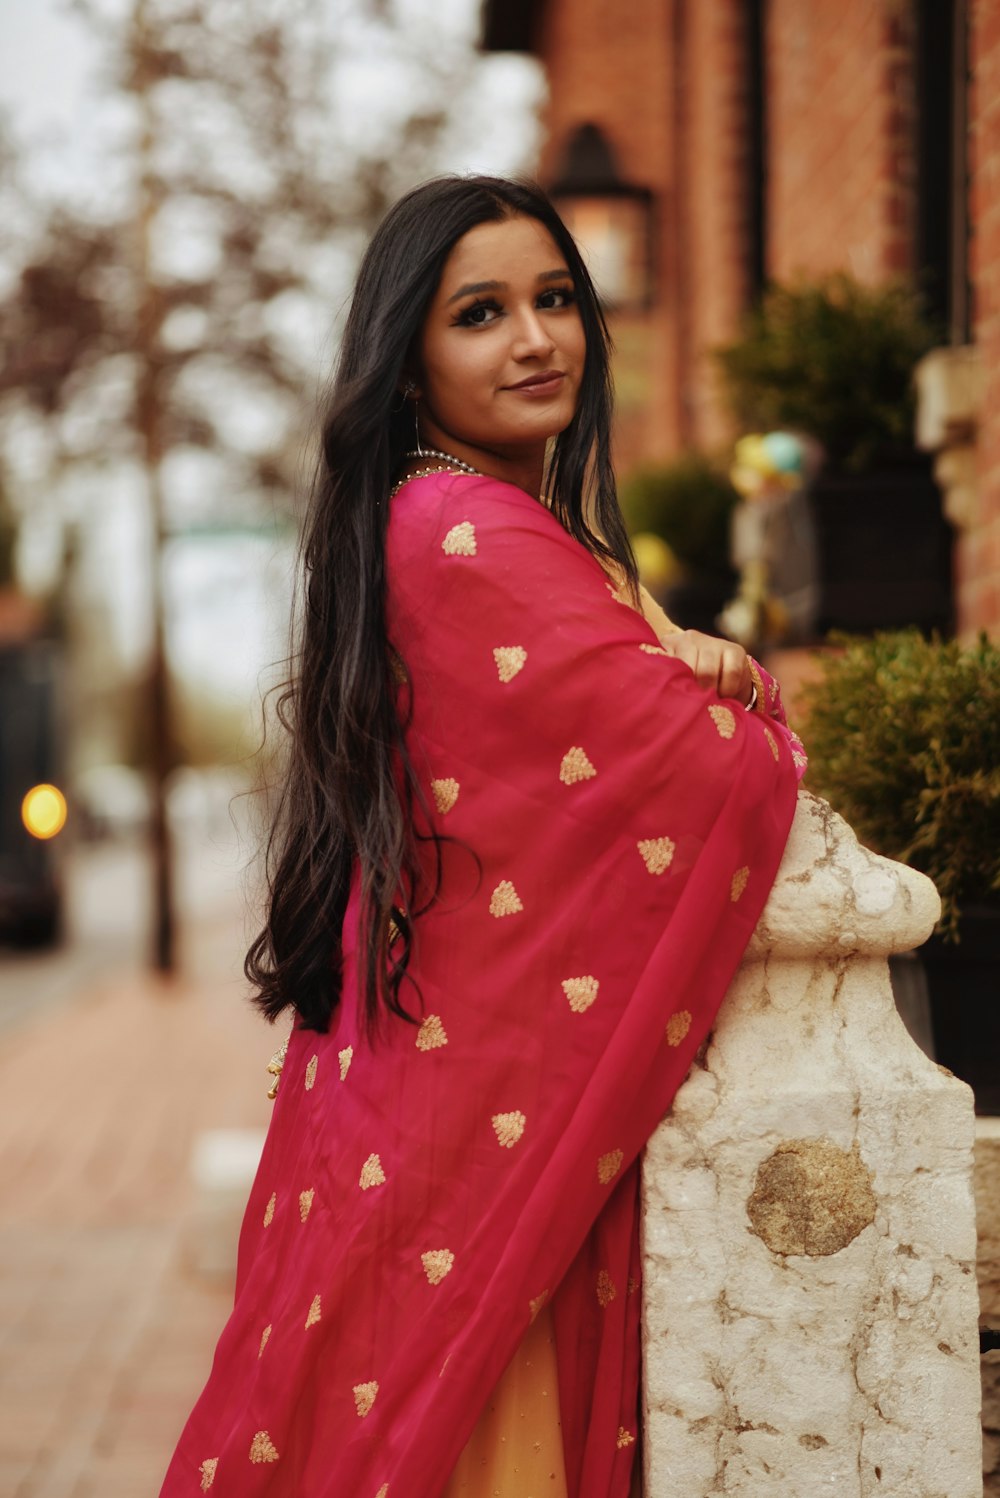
top-left (619, 454), bottom-right (738, 634)
top-left (799, 629), bottom-right (1000, 1111)
top-left (713, 274), bottom-right (951, 639)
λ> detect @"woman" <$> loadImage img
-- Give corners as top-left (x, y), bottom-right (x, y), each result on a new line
top-left (160, 176), bottom-right (805, 1498)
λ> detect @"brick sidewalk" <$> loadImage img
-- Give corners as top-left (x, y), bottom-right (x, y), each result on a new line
top-left (0, 915), bottom-right (275, 1498)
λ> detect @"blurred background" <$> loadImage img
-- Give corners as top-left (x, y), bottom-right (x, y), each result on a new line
top-left (1, 1), bottom-right (998, 1495)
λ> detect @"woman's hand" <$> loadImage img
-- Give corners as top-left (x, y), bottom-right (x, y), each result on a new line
top-left (657, 629), bottom-right (753, 706)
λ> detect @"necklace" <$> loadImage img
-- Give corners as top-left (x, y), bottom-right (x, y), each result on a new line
top-left (390, 447), bottom-right (482, 500)
top-left (402, 447), bottom-right (480, 475)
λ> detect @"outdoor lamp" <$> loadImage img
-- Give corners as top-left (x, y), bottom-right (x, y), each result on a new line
top-left (549, 123), bottom-right (654, 312)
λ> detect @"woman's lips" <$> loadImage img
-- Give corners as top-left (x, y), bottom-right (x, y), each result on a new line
top-left (504, 371), bottom-right (566, 397)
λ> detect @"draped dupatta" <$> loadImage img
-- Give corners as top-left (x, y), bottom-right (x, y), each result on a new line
top-left (160, 473), bottom-right (801, 1498)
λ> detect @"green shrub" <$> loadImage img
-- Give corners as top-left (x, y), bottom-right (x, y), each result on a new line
top-left (713, 274), bottom-right (939, 475)
top-left (800, 631), bottom-right (1000, 935)
top-left (619, 454), bottom-right (738, 577)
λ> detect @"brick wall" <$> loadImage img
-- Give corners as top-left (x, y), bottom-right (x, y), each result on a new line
top-left (767, 1), bottom-right (917, 283)
top-left (966, 0), bottom-right (1000, 636)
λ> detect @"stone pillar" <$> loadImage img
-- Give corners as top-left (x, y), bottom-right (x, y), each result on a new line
top-left (641, 790), bottom-right (983, 1498)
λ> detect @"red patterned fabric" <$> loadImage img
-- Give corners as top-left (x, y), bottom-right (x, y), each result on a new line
top-left (160, 473), bottom-right (801, 1498)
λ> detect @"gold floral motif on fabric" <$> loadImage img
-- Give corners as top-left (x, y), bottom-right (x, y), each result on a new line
top-left (597, 1149), bottom-right (624, 1186)
top-left (304, 1054), bottom-right (318, 1091)
top-left (489, 880), bottom-right (523, 917)
top-left (431, 777), bottom-right (460, 814)
top-left (416, 1014), bottom-right (448, 1051)
top-left (199, 1457), bottom-right (218, 1490)
top-left (249, 1432), bottom-right (279, 1463)
top-left (559, 746), bottom-right (597, 784)
top-left (528, 1289), bottom-right (550, 1323)
top-left (360, 1153), bottom-right (386, 1190)
top-left (442, 520), bottom-right (477, 556)
top-left (639, 642), bottom-right (670, 656)
top-left (763, 724), bottom-right (780, 761)
top-left (746, 657), bottom-right (767, 715)
top-left (596, 1270), bottom-right (616, 1308)
top-left (730, 866), bottom-right (750, 902)
top-left (617, 1428), bottom-right (636, 1449)
top-left (493, 645), bottom-right (527, 682)
top-left (708, 704), bottom-right (736, 740)
top-left (637, 836), bottom-right (675, 875)
top-left (263, 1192), bottom-right (276, 1228)
top-left (353, 1381), bottom-right (379, 1418)
top-left (492, 1110), bottom-right (526, 1148)
top-left (339, 1046), bottom-right (353, 1081)
top-left (562, 975), bottom-right (599, 1013)
top-left (421, 1249), bottom-right (455, 1285)
top-left (298, 1189), bottom-right (315, 1223)
top-left (258, 1324), bottom-right (271, 1358)
top-left (666, 1010), bottom-right (692, 1047)
top-left (376, 1487), bottom-right (389, 1498)
top-left (305, 1294), bottom-right (321, 1329)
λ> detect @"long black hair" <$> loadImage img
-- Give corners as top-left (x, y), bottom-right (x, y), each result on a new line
top-left (246, 174), bottom-right (639, 1036)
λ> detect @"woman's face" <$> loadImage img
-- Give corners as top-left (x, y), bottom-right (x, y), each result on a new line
top-left (412, 214), bottom-right (587, 468)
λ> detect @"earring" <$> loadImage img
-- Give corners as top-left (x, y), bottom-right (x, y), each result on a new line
top-left (412, 396), bottom-right (425, 458)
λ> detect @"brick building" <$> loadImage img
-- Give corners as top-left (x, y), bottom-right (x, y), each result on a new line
top-left (483, 0), bottom-right (999, 638)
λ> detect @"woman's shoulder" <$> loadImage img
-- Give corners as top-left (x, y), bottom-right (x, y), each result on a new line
top-left (386, 470), bottom-right (580, 567)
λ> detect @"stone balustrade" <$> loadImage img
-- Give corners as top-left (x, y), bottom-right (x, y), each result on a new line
top-left (641, 790), bottom-right (983, 1497)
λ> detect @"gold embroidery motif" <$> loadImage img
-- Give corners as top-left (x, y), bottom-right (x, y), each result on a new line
top-left (388, 647), bottom-right (408, 685)
top-left (258, 1324), bottom-right (272, 1358)
top-left (376, 1487), bottom-right (389, 1498)
top-left (263, 1191), bottom-right (276, 1228)
top-left (666, 1009), bottom-right (692, 1047)
top-left (770, 677), bottom-right (779, 703)
top-left (299, 1188), bottom-right (315, 1223)
top-left (793, 750), bottom-right (808, 769)
top-left (339, 1045), bottom-right (353, 1081)
top-left (489, 879), bottom-right (523, 917)
top-left (730, 866), bottom-right (750, 902)
top-left (266, 1035), bottom-right (289, 1100)
top-left (431, 777), bottom-right (460, 814)
top-left (353, 1381), bottom-right (379, 1418)
top-left (493, 645), bottom-right (527, 682)
top-left (617, 1427), bottom-right (636, 1449)
top-left (305, 1054), bottom-right (318, 1090)
top-left (746, 657), bottom-right (767, 714)
top-left (596, 1270), bottom-right (616, 1308)
top-left (360, 1153), bottom-right (386, 1190)
top-left (199, 1457), bottom-right (218, 1490)
top-left (597, 1149), bottom-right (624, 1186)
top-left (708, 704), bottom-right (736, 740)
top-left (528, 1290), bottom-right (550, 1323)
top-left (442, 520), bottom-right (477, 556)
top-left (559, 746), bottom-right (597, 784)
top-left (637, 836), bottom-right (675, 875)
top-left (763, 724), bottom-right (780, 761)
top-left (639, 642), bottom-right (670, 656)
top-left (416, 1014), bottom-right (448, 1051)
top-left (628, 1275), bottom-right (639, 1297)
top-left (249, 1431), bottom-right (279, 1464)
top-left (562, 975), bottom-right (599, 1013)
top-left (305, 1294), bottom-right (322, 1329)
top-left (421, 1249), bottom-right (455, 1285)
top-left (492, 1110), bottom-right (527, 1147)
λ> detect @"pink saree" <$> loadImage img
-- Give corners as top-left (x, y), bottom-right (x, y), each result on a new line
top-left (160, 472), bottom-right (802, 1498)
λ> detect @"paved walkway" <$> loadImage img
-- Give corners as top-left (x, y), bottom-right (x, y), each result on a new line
top-left (0, 890), bottom-right (275, 1497)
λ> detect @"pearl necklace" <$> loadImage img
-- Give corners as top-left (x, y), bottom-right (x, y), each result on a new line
top-left (390, 447), bottom-right (482, 499)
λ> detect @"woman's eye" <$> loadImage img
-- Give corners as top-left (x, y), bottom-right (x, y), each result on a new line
top-left (538, 287), bottom-right (575, 309)
top-left (456, 300), bottom-right (501, 327)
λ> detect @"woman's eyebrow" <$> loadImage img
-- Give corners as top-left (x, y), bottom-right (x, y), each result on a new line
top-left (445, 268), bottom-right (574, 305)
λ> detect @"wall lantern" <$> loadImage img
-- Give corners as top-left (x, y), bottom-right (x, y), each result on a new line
top-left (549, 123), bottom-right (654, 313)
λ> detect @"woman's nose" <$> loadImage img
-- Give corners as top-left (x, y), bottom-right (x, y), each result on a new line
top-left (511, 308), bottom-right (557, 360)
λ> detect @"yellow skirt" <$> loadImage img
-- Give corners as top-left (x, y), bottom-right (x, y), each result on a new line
top-left (441, 1302), bottom-right (568, 1498)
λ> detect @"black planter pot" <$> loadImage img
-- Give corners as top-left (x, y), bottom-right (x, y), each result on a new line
top-left (918, 905), bottom-right (1000, 1115)
top-left (764, 450), bottom-right (953, 641)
